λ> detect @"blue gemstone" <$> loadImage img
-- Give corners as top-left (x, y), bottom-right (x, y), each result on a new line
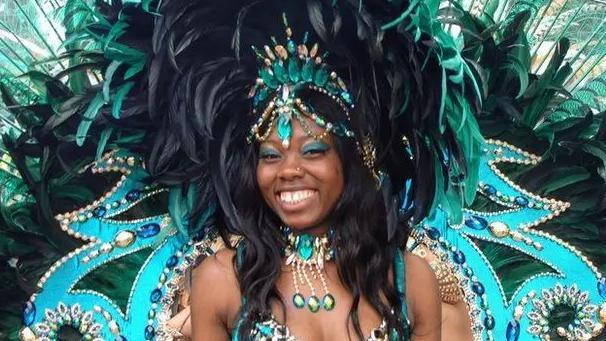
top-left (472, 282), bottom-right (485, 295)
top-left (598, 278), bottom-right (606, 299)
top-left (514, 196), bottom-right (529, 206)
top-left (136, 223), bottom-right (160, 238)
top-left (144, 325), bottom-right (155, 340)
top-left (150, 289), bottom-right (162, 303)
top-left (93, 206), bottom-right (107, 218)
top-left (166, 256), bottom-right (178, 268)
top-left (465, 216), bottom-right (488, 230)
top-left (484, 184), bottom-right (497, 195)
top-left (427, 227), bottom-right (441, 240)
top-left (22, 301), bottom-right (35, 326)
top-left (484, 315), bottom-right (495, 330)
top-left (506, 320), bottom-right (520, 341)
top-left (453, 250), bottom-right (466, 264)
top-left (126, 189), bottom-right (141, 202)
top-left (464, 267), bottom-right (474, 277)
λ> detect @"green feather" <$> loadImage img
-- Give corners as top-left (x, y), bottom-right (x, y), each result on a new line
top-left (76, 91), bottom-right (106, 146)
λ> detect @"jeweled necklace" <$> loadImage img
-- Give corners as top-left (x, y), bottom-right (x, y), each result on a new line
top-left (282, 227), bottom-right (335, 313)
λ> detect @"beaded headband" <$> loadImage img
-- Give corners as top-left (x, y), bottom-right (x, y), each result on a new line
top-left (247, 14), bottom-right (356, 148)
top-left (247, 14), bottom-right (377, 180)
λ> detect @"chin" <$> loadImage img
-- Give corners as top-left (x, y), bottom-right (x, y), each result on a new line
top-left (279, 215), bottom-right (320, 231)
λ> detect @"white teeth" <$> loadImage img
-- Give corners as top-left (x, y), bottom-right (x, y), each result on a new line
top-left (280, 190), bottom-right (315, 204)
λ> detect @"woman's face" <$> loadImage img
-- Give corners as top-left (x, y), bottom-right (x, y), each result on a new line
top-left (256, 117), bottom-right (344, 234)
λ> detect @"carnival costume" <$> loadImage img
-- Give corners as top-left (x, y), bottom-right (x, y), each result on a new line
top-left (0, 0), bottom-right (605, 341)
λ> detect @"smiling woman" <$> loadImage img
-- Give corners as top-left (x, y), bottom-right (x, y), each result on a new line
top-left (256, 119), bottom-right (344, 233)
top-left (184, 2), bottom-right (454, 337)
top-left (113, 0), bottom-right (491, 338)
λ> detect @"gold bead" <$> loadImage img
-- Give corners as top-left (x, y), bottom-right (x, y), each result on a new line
top-left (19, 327), bottom-right (36, 341)
top-left (274, 45), bottom-right (288, 59)
top-left (310, 43), bottom-right (319, 58)
top-left (263, 45), bottom-right (276, 60)
top-left (489, 221), bottom-right (510, 238)
top-left (114, 230), bottom-right (136, 248)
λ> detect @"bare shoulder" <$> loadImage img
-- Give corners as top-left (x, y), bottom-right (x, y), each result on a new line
top-left (192, 248), bottom-right (240, 303)
top-left (403, 252), bottom-right (441, 340)
top-left (191, 248), bottom-right (241, 337)
top-left (404, 252), bottom-right (437, 287)
top-left (193, 248), bottom-right (238, 282)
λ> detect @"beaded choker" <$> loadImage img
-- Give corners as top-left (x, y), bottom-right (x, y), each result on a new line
top-left (282, 227), bottom-right (336, 312)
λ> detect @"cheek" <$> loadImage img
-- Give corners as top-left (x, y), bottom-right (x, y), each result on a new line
top-left (324, 156), bottom-right (344, 202)
top-left (256, 165), bottom-right (275, 203)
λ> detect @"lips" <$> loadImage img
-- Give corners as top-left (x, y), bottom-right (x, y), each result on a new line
top-left (276, 189), bottom-right (318, 211)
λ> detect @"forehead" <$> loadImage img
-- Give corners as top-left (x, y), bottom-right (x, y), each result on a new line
top-left (265, 115), bottom-right (334, 145)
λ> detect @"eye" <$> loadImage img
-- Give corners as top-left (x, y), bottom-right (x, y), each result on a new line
top-left (259, 148), bottom-right (282, 161)
top-left (302, 141), bottom-right (330, 156)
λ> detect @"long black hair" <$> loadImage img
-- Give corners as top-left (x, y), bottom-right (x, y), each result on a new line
top-left (231, 87), bottom-right (409, 339)
top-left (142, 0), bottom-right (479, 339)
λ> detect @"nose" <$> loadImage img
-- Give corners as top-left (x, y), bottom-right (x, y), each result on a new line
top-left (277, 154), bottom-right (304, 180)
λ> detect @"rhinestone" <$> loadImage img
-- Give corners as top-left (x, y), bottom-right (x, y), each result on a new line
top-left (489, 221), bottom-right (510, 238)
top-left (322, 294), bottom-right (335, 311)
top-left (22, 301), bottom-right (35, 326)
top-left (307, 295), bottom-right (320, 313)
top-left (114, 231), bottom-right (136, 248)
top-left (465, 215), bottom-right (488, 230)
top-left (136, 223), bottom-right (160, 238)
top-left (144, 325), bottom-right (155, 340)
top-left (292, 294), bottom-right (305, 309)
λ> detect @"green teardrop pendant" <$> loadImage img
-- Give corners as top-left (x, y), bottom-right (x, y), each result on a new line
top-left (293, 293), bottom-right (305, 309)
top-left (307, 295), bottom-right (321, 313)
top-left (322, 293), bottom-right (336, 311)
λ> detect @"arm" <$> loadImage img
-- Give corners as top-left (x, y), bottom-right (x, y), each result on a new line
top-left (405, 253), bottom-right (441, 341)
top-left (191, 249), bottom-right (240, 341)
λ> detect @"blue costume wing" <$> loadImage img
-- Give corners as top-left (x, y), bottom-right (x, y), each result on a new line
top-left (0, 0), bottom-right (604, 340)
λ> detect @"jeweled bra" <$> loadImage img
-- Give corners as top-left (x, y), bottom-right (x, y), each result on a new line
top-left (232, 245), bottom-right (411, 341)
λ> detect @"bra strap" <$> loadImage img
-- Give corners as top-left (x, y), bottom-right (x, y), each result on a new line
top-left (393, 249), bottom-right (411, 339)
top-left (231, 243), bottom-right (247, 341)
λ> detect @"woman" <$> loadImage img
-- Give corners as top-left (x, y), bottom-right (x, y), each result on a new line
top-left (185, 4), bottom-right (449, 337)
top-left (191, 113), bottom-right (441, 340)
top-left (158, 0), bottom-right (482, 339)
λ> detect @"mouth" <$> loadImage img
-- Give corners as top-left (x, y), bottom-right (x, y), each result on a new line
top-left (276, 189), bottom-right (318, 211)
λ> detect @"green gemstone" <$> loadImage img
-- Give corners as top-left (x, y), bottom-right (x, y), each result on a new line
top-left (287, 39), bottom-right (297, 53)
top-left (288, 58), bottom-right (300, 82)
top-left (302, 60), bottom-right (314, 81)
top-left (273, 60), bottom-right (288, 83)
top-left (322, 293), bottom-right (336, 311)
top-left (308, 295), bottom-right (321, 313)
top-left (277, 114), bottom-right (292, 142)
top-left (314, 67), bottom-right (329, 86)
top-left (341, 91), bottom-right (352, 104)
top-left (293, 293), bottom-right (305, 308)
top-left (257, 87), bottom-right (269, 101)
top-left (258, 324), bottom-right (274, 336)
top-left (296, 234), bottom-right (314, 261)
top-left (260, 69), bottom-right (278, 89)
